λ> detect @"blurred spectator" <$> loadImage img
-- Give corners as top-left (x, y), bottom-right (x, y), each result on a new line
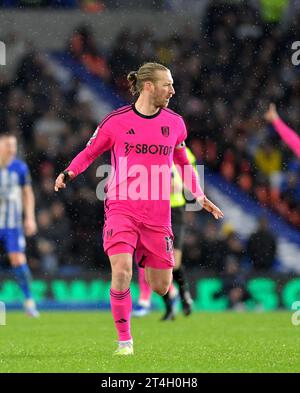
top-left (259, 0), bottom-right (289, 23)
top-left (281, 170), bottom-right (300, 207)
top-left (36, 209), bottom-right (59, 274)
top-left (198, 221), bottom-right (226, 271)
top-left (247, 216), bottom-right (277, 271)
top-left (254, 143), bottom-right (282, 189)
top-left (50, 201), bottom-right (72, 266)
top-left (219, 256), bottom-right (249, 311)
top-left (33, 109), bottom-right (69, 158)
top-left (69, 25), bottom-right (111, 82)
top-left (221, 225), bottom-right (245, 266)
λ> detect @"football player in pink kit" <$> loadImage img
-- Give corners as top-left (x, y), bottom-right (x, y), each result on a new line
top-left (264, 103), bottom-right (300, 158)
top-left (54, 63), bottom-right (224, 355)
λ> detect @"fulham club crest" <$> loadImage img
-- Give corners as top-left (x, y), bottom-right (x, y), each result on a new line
top-left (165, 236), bottom-right (173, 253)
top-left (161, 126), bottom-right (170, 137)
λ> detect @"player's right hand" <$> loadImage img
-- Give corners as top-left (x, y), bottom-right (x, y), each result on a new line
top-left (264, 103), bottom-right (279, 123)
top-left (54, 171), bottom-right (74, 192)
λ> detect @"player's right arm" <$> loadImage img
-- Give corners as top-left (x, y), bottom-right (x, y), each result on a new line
top-left (54, 120), bottom-right (115, 192)
top-left (264, 103), bottom-right (300, 158)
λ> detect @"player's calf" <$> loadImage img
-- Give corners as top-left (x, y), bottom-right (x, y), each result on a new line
top-left (9, 253), bottom-right (39, 317)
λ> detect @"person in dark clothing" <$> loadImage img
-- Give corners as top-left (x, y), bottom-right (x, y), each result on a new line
top-left (247, 216), bottom-right (277, 271)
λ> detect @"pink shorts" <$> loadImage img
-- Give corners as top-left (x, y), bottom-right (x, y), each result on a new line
top-left (103, 214), bottom-right (175, 270)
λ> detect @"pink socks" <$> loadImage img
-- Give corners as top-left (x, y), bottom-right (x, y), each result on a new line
top-left (138, 267), bottom-right (152, 307)
top-left (110, 288), bottom-right (132, 341)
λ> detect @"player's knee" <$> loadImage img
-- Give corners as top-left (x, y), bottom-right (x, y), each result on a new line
top-left (151, 281), bottom-right (170, 296)
top-left (111, 259), bottom-right (132, 286)
top-left (152, 286), bottom-right (168, 296)
top-left (8, 253), bottom-right (26, 267)
top-left (114, 269), bottom-right (132, 285)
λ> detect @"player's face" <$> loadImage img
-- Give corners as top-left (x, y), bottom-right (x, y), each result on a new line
top-left (152, 70), bottom-right (175, 108)
top-left (3, 136), bottom-right (17, 161)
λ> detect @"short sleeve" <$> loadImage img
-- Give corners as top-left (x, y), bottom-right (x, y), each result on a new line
top-left (176, 117), bottom-right (188, 145)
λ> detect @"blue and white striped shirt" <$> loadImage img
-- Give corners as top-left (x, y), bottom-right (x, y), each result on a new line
top-left (0, 159), bottom-right (31, 229)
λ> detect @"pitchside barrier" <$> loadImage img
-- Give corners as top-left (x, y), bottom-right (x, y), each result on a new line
top-left (0, 272), bottom-right (299, 311)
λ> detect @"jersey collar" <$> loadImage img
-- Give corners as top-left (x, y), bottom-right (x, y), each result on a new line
top-left (132, 104), bottom-right (161, 119)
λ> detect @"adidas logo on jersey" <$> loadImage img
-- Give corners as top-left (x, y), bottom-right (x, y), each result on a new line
top-left (126, 129), bottom-right (135, 134)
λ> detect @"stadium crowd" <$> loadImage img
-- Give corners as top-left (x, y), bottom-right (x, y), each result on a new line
top-left (0, 1), bottom-right (299, 279)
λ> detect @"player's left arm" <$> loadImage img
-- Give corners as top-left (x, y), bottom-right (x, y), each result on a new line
top-left (173, 142), bottom-right (224, 220)
top-left (22, 184), bottom-right (37, 236)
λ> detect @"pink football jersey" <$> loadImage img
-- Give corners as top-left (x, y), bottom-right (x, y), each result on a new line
top-left (66, 104), bottom-right (203, 225)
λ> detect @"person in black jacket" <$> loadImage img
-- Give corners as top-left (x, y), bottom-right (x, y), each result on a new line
top-left (247, 216), bottom-right (277, 271)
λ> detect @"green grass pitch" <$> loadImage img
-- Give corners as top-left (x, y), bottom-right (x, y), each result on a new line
top-left (0, 311), bottom-right (299, 373)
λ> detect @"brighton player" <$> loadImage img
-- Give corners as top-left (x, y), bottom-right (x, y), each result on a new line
top-left (0, 133), bottom-right (39, 317)
top-left (54, 63), bottom-right (224, 355)
top-left (264, 103), bottom-right (300, 158)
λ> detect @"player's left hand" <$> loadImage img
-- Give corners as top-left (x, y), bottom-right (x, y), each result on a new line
top-left (24, 218), bottom-right (37, 237)
top-left (197, 195), bottom-right (224, 219)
